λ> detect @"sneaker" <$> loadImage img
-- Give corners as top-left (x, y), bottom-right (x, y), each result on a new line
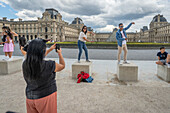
top-left (123, 60), bottom-right (129, 64)
top-left (8, 58), bottom-right (13, 61)
top-left (86, 60), bottom-right (91, 62)
top-left (78, 60), bottom-right (80, 63)
top-left (2, 56), bottom-right (9, 61)
top-left (118, 61), bottom-right (122, 65)
top-left (167, 63), bottom-right (170, 68)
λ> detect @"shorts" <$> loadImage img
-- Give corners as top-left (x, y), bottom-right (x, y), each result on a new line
top-left (160, 60), bottom-right (166, 65)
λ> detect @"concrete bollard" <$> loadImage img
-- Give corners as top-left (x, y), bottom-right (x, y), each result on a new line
top-left (117, 63), bottom-right (138, 82)
top-left (157, 65), bottom-right (170, 82)
top-left (72, 61), bottom-right (92, 79)
top-left (0, 58), bottom-right (23, 75)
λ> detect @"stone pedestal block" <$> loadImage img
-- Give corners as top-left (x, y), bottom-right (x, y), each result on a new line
top-left (72, 61), bottom-right (92, 79)
top-left (157, 65), bottom-right (170, 82)
top-left (0, 58), bottom-right (23, 75)
top-left (117, 63), bottom-right (138, 82)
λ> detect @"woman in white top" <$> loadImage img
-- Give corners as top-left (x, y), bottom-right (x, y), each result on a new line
top-left (78, 25), bottom-right (94, 63)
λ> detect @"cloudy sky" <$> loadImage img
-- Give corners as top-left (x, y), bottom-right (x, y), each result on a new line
top-left (0, 0), bottom-right (170, 32)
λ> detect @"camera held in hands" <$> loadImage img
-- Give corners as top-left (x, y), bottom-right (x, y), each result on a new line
top-left (55, 44), bottom-right (60, 52)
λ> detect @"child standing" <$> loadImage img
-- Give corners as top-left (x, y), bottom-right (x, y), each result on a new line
top-left (0, 27), bottom-right (17, 60)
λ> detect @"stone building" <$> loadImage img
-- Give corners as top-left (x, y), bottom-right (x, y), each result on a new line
top-left (139, 14), bottom-right (170, 43)
top-left (149, 14), bottom-right (170, 42)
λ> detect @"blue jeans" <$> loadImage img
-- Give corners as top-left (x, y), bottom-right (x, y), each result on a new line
top-left (78, 40), bottom-right (88, 61)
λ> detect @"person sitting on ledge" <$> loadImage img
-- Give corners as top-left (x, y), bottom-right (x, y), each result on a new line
top-left (21, 38), bottom-right (65, 113)
top-left (156, 46), bottom-right (168, 66)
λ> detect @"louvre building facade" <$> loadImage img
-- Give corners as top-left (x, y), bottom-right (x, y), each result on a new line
top-left (0, 8), bottom-right (170, 43)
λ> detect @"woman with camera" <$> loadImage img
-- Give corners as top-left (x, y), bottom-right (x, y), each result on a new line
top-left (21, 38), bottom-right (65, 113)
top-left (0, 26), bottom-right (18, 61)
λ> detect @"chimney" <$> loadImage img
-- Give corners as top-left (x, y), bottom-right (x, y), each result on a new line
top-left (19, 18), bottom-right (22, 21)
top-left (10, 19), bottom-right (14, 21)
top-left (158, 14), bottom-right (160, 22)
top-left (3, 17), bottom-right (7, 21)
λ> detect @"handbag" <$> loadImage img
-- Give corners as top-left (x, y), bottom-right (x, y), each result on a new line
top-left (84, 76), bottom-right (94, 83)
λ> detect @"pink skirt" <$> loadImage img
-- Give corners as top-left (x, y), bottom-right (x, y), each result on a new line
top-left (3, 42), bottom-right (14, 52)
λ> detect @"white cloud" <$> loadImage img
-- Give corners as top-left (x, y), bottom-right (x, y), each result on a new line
top-left (0, 2), bottom-right (5, 7)
top-left (0, 0), bottom-right (9, 4)
top-left (15, 9), bottom-right (42, 20)
top-left (96, 25), bottom-right (117, 32)
top-left (0, 0), bottom-right (169, 32)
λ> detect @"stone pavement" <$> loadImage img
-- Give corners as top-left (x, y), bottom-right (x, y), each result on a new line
top-left (0, 55), bottom-right (170, 113)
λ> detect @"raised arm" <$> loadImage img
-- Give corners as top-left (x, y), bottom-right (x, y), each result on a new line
top-left (124, 22), bottom-right (135, 31)
top-left (87, 31), bottom-right (95, 35)
top-left (11, 31), bottom-right (18, 37)
top-left (45, 43), bottom-right (56, 56)
top-left (54, 49), bottom-right (65, 72)
top-left (20, 46), bottom-right (27, 56)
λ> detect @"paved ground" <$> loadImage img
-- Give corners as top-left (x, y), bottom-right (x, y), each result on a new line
top-left (0, 56), bottom-right (170, 113)
top-left (1, 43), bottom-right (170, 60)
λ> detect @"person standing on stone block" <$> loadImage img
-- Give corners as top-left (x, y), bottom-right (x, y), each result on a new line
top-left (0, 27), bottom-right (18, 61)
top-left (22, 39), bottom-right (65, 113)
top-left (156, 46), bottom-right (169, 66)
top-left (116, 22), bottom-right (135, 64)
top-left (78, 25), bottom-right (94, 63)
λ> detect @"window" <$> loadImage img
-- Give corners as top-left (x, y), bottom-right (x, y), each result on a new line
top-left (45, 27), bottom-right (48, 32)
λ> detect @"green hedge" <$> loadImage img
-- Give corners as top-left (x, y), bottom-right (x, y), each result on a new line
top-left (46, 42), bottom-right (170, 45)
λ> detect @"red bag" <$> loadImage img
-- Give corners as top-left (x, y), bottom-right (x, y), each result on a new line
top-left (77, 71), bottom-right (90, 83)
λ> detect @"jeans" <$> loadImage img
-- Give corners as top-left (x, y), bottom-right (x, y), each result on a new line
top-left (78, 40), bottom-right (88, 61)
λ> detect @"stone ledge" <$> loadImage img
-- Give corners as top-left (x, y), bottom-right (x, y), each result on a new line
top-left (157, 65), bottom-right (170, 82)
top-left (72, 61), bottom-right (92, 79)
top-left (0, 58), bottom-right (23, 75)
top-left (117, 63), bottom-right (138, 82)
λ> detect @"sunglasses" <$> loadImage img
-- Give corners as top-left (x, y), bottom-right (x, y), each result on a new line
top-left (120, 26), bottom-right (123, 28)
top-left (83, 28), bottom-right (87, 29)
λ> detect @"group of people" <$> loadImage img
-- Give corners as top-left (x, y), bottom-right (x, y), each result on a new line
top-left (0, 22), bottom-right (170, 113)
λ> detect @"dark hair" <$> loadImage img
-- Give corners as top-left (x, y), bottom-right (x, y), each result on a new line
top-left (24, 39), bottom-right (46, 80)
top-left (2, 26), bottom-right (7, 29)
top-left (81, 25), bottom-right (87, 34)
top-left (119, 23), bottom-right (123, 27)
top-left (160, 46), bottom-right (165, 50)
top-left (5, 27), bottom-right (13, 39)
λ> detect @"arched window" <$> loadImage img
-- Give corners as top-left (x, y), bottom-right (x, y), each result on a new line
top-left (45, 27), bottom-right (48, 32)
